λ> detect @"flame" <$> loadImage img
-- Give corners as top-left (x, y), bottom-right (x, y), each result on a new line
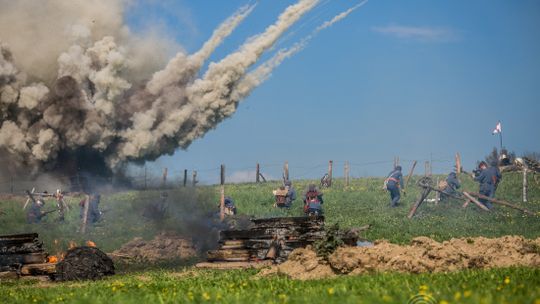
top-left (68, 240), bottom-right (77, 249)
top-left (86, 240), bottom-right (96, 247)
top-left (47, 255), bottom-right (58, 263)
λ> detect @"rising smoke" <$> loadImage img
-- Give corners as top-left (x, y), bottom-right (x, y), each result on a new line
top-left (0, 0), bottom-right (361, 179)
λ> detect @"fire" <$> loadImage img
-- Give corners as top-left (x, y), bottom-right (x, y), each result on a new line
top-left (86, 240), bottom-right (96, 247)
top-left (47, 255), bottom-right (58, 263)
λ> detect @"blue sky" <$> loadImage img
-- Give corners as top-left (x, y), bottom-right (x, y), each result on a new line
top-left (124, 0), bottom-right (540, 184)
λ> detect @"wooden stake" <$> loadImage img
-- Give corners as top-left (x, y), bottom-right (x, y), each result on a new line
top-left (183, 169), bottom-right (188, 187)
top-left (328, 160), bottom-right (333, 187)
top-left (455, 153), bottom-right (462, 174)
top-left (256, 163), bottom-right (260, 183)
top-left (425, 161), bottom-right (429, 177)
top-left (162, 168), bottom-right (168, 188)
top-left (22, 188), bottom-right (35, 210)
top-left (283, 161), bottom-right (289, 182)
top-left (80, 195), bottom-right (90, 234)
top-left (220, 164), bottom-right (225, 221)
top-left (344, 161), bottom-right (350, 187)
top-left (408, 187), bottom-right (431, 219)
top-left (462, 192), bottom-right (490, 211)
top-left (404, 161), bottom-right (417, 190)
top-left (435, 177), bottom-right (440, 204)
top-left (192, 171), bottom-right (197, 187)
top-left (468, 192), bottom-right (535, 215)
top-left (523, 168), bottom-right (528, 203)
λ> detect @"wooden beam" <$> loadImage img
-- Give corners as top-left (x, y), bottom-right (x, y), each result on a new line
top-left (404, 161), bottom-right (417, 190)
top-left (462, 192), bottom-right (490, 211)
top-left (408, 187), bottom-right (431, 219)
top-left (468, 192), bottom-right (535, 215)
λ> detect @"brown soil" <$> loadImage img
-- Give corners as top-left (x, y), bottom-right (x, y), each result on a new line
top-left (112, 233), bottom-right (197, 262)
top-left (259, 236), bottom-right (540, 280)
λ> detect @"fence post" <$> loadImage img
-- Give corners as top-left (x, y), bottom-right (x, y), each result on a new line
top-left (455, 153), bottom-right (462, 174)
top-left (344, 161), bottom-right (350, 187)
top-left (192, 171), bottom-right (197, 187)
top-left (256, 163), bottom-right (260, 183)
top-left (328, 160), bottom-right (333, 187)
top-left (404, 160), bottom-right (417, 190)
top-left (220, 164), bottom-right (225, 221)
top-left (162, 168), bottom-right (168, 188)
top-left (80, 195), bottom-right (90, 234)
top-left (283, 161), bottom-right (289, 182)
top-left (425, 161), bottom-right (430, 177)
top-left (183, 169), bottom-right (187, 187)
top-left (523, 168), bottom-right (528, 203)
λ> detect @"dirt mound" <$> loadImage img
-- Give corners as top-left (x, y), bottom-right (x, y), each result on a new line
top-left (259, 236), bottom-right (540, 280)
top-left (112, 233), bottom-right (197, 262)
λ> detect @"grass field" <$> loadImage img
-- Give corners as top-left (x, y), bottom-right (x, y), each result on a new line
top-left (0, 172), bottom-right (539, 303)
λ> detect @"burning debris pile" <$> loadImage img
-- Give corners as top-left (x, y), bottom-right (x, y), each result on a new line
top-left (0, 0), bottom-right (362, 178)
top-left (0, 233), bottom-right (114, 281)
top-left (111, 233), bottom-right (197, 263)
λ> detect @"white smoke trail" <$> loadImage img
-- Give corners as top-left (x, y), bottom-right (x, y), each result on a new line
top-left (232, 1), bottom-right (368, 102)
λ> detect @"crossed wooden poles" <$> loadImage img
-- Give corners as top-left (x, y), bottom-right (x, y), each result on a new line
top-left (408, 176), bottom-right (535, 219)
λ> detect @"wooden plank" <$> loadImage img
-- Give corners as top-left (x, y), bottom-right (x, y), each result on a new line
top-left (468, 192), bottom-right (536, 215)
top-left (0, 271), bottom-right (18, 280)
top-left (196, 260), bottom-right (273, 269)
top-left (408, 188), bottom-right (431, 219)
top-left (20, 263), bottom-right (57, 275)
top-left (462, 192), bottom-right (490, 211)
top-left (0, 252), bottom-right (47, 266)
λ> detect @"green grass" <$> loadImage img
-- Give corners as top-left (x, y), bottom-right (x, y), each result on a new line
top-left (0, 172), bottom-right (539, 303)
top-left (0, 267), bottom-right (538, 303)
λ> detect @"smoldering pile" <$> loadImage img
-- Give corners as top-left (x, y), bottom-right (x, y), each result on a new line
top-left (0, 0), bottom-right (363, 176)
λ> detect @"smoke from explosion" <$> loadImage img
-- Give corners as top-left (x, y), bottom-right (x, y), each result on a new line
top-left (0, 0), bottom-right (361, 179)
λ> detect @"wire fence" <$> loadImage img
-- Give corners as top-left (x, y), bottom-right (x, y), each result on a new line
top-left (0, 156), bottom-right (460, 195)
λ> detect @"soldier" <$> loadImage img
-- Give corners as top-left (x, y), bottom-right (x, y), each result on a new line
top-left (303, 184), bottom-right (323, 216)
top-left (440, 172), bottom-right (461, 201)
top-left (27, 196), bottom-right (45, 224)
top-left (80, 193), bottom-right (102, 224)
top-left (284, 180), bottom-right (297, 206)
top-left (474, 161), bottom-right (502, 209)
top-left (222, 196), bottom-right (237, 215)
top-left (384, 166), bottom-right (404, 207)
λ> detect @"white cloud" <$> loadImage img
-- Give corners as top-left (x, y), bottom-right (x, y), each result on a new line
top-left (372, 24), bottom-right (459, 42)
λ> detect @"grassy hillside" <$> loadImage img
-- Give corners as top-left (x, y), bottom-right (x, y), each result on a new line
top-left (0, 172), bottom-right (539, 254)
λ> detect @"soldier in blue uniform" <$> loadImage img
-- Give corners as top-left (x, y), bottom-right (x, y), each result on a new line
top-left (385, 166), bottom-right (404, 207)
top-left (303, 184), bottom-right (323, 216)
top-left (440, 172), bottom-right (461, 201)
top-left (474, 161), bottom-right (502, 209)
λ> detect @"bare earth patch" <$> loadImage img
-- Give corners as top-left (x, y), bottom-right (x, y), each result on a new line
top-left (112, 233), bottom-right (197, 262)
top-left (259, 236), bottom-right (540, 280)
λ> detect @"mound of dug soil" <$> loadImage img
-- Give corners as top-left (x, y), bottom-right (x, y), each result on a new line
top-left (259, 235), bottom-right (540, 280)
top-left (112, 233), bottom-right (197, 262)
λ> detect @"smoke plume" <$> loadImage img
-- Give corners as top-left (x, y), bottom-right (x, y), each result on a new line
top-left (0, 0), bottom-right (364, 178)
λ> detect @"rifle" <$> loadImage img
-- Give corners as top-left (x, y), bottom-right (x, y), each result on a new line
top-left (40, 208), bottom-right (60, 218)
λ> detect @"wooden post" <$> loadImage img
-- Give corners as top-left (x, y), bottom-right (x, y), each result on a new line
top-left (462, 192), bottom-right (490, 211)
top-left (183, 169), bottom-right (188, 187)
top-left (424, 161), bottom-right (429, 177)
top-left (192, 171), bottom-right (197, 187)
top-left (523, 168), bottom-right (528, 203)
top-left (469, 191), bottom-right (535, 215)
top-left (435, 177), bottom-right (440, 204)
top-left (455, 153), bottom-right (462, 174)
top-left (80, 195), bottom-right (90, 234)
top-left (283, 161), bottom-right (289, 182)
top-left (404, 161), bottom-right (417, 189)
top-left (220, 164), bottom-right (225, 221)
top-left (394, 156), bottom-right (400, 169)
top-left (408, 188), bottom-right (431, 219)
top-left (344, 161), bottom-right (350, 187)
top-left (256, 163), bottom-right (260, 183)
top-left (162, 168), bottom-right (168, 188)
top-left (328, 160), bottom-right (333, 187)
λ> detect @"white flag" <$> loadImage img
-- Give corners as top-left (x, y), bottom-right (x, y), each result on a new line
top-left (492, 121), bottom-right (502, 134)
